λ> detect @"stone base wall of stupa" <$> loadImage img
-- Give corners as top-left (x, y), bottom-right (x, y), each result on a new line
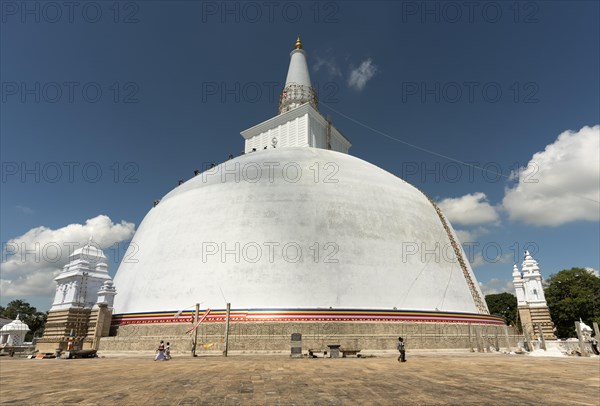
top-left (99, 321), bottom-right (520, 353)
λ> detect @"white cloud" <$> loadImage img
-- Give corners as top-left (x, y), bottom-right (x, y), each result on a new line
top-left (478, 278), bottom-right (514, 296)
top-left (469, 252), bottom-right (512, 269)
top-left (502, 125), bottom-right (600, 226)
top-left (348, 59), bottom-right (377, 91)
top-left (15, 205), bottom-right (34, 214)
top-left (313, 55), bottom-right (342, 77)
top-left (586, 267), bottom-right (599, 277)
top-left (1, 215), bottom-right (135, 298)
top-left (470, 253), bottom-right (488, 268)
top-left (455, 226), bottom-right (490, 243)
top-left (0, 269), bottom-right (59, 298)
top-left (455, 229), bottom-right (475, 243)
top-left (438, 192), bottom-right (499, 226)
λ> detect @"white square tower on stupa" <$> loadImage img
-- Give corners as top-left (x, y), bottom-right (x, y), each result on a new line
top-left (241, 36), bottom-right (351, 154)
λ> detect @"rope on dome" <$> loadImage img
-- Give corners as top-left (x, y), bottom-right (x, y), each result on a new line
top-left (397, 177), bottom-right (488, 314)
top-left (320, 100), bottom-right (599, 212)
top-left (437, 259), bottom-right (457, 311)
top-left (425, 195), bottom-right (488, 314)
top-left (397, 228), bottom-right (445, 309)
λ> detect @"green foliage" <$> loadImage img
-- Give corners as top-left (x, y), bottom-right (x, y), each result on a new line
top-left (545, 268), bottom-right (600, 338)
top-left (485, 292), bottom-right (518, 327)
top-left (0, 299), bottom-right (48, 341)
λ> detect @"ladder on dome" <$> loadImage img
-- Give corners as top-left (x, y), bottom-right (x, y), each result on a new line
top-left (411, 188), bottom-right (488, 314)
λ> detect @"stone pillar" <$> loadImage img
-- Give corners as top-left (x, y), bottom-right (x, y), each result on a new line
top-left (575, 321), bottom-right (589, 356)
top-left (468, 324), bottom-right (474, 352)
top-left (504, 325), bottom-right (512, 352)
top-left (522, 323), bottom-right (533, 352)
top-left (517, 306), bottom-right (534, 342)
top-left (291, 333), bottom-right (302, 358)
top-left (91, 304), bottom-right (111, 350)
top-left (536, 323), bottom-right (546, 350)
top-left (593, 322), bottom-right (600, 339)
top-left (475, 326), bottom-right (483, 353)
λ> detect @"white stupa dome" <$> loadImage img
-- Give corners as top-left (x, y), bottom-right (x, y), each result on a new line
top-left (0, 315), bottom-right (30, 333)
top-left (113, 147), bottom-right (487, 318)
top-left (0, 315), bottom-right (30, 347)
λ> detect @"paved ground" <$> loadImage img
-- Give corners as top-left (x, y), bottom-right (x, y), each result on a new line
top-left (1, 352), bottom-right (599, 405)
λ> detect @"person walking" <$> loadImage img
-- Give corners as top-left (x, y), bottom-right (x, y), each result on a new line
top-left (397, 337), bottom-right (406, 363)
top-left (165, 342), bottom-right (172, 360)
top-left (591, 336), bottom-right (599, 355)
top-left (155, 340), bottom-right (166, 361)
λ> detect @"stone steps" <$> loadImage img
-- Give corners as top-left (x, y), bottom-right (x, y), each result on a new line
top-left (528, 307), bottom-right (556, 339)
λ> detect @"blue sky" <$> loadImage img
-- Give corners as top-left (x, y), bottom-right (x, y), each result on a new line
top-left (1, 0), bottom-right (599, 310)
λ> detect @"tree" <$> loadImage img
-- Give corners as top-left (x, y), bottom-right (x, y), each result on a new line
top-left (545, 268), bottom-right (600, 339)
top-left (485, 293), bottom-right (518, 327)
top-left (0, 300), bottom-right (48, 341)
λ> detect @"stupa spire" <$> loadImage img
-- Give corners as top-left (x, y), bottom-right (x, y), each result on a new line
top-left (240, 36), bottom-right (351, 153)
top-left (278, 36), bottom-right (317, 114)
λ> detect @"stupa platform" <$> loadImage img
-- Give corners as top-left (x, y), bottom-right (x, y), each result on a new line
top-left (2, 353), bottom-right (598, 405)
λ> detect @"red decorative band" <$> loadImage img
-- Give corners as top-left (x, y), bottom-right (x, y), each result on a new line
top-left (112, 309), bottom-right (504, 326)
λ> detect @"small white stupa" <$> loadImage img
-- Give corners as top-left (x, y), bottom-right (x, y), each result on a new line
top-left (0, 315), bottom-right (30, 346)
top-left (579, 319), bottom-right (593, 340)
